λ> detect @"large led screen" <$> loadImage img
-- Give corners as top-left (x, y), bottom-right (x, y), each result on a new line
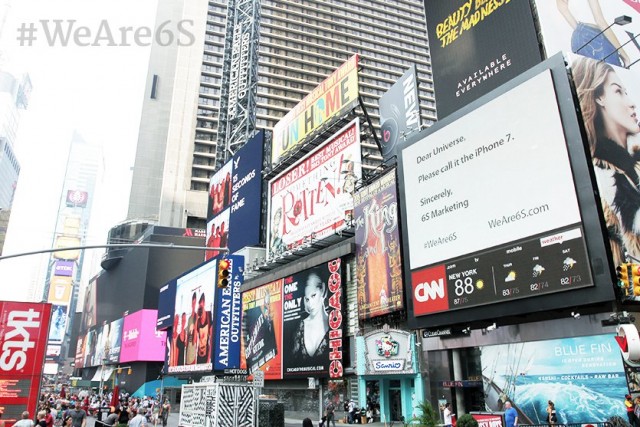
top-left (424, 0), bottom-right (542, 119)
top-left (282, 258), bottom-right (343, 379)
top-left (480, 335), bottom-right (626, 423)
top-left (241, 280), bottom-right (283, 379)
top-left (398, 60), bottom-right (609, 327)
top-left (157, 280), bottom-right (177, 330)
top-left (168, 259), bottom-right (216, 373)
top-left (268, 120), bottom-right (361, 261)
top-left (121, 310), bottom-right (166, 363)
top-left (205, 131), bottom-right (265, 260)
top-left (354, 171), bottom-right (404, 320)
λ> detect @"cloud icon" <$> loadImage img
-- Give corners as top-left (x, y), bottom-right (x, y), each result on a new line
top-left (532, 264), bottom-right (545, 277)
top-left (563, 257), bottom-right (577, 271)
top-left (505, 271), bottom-right (516, 282)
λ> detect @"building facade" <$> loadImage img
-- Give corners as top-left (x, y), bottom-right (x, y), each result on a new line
top-left (127, 0), bottom-right (434, 229)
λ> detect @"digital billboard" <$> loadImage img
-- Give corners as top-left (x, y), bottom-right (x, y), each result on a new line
top-left (120, 310), bottom-right (166, 363)
top-left (205, 131), bottom-right (265, 260)
top-left (398, 56), bottom-right (615, 327)
top-left (569, 56), bottom-right (640, 302)
top-left (47, 276), bottom-right (72, 306)
top-left (207, 161), bottom-right (232, 222)
top-left (480, 335), bottom-right (626, 423)
top-left (241, 280), bottom-right (283, 379)
top-left (47, 304), bottom-right (68, 345)
top-left (378, 65), bottom-right (421, 162)
top-left (106, 318), bottom-right (124, 364)
top-left (0, 302), bottom-right (52, 424)
top-left (271, 55), bottom-right (360, 165)
top-left (66, 190), bottom-right (88, 207)
top-left (52, 235), bottom-right (81, 260)
top-left (83, 328), bottom-right (96, 368)
top-left (424, 0), bottom-right (542, 119)
top-left (282, 258), bottom-right (343, 379)
top-left (213, 255), bottom-right (244, 371)
top-left (157, 280), bottom-right (177, 330)
top-left (268, 120), bottom-right (361, 261)
top-left (534, 0), bottom-right (640, 69)
top-left (168, 259), bottom-right (216, 373)
top-left (54, 260), bottom-right (74, 277)
top-left (74, 334), bottom-right (86, 369)
top-left (205, 209), bottom-right (230, 261)
top-left (354, 171), bottom-right (404, 320)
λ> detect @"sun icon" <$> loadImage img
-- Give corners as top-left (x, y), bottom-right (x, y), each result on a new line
top-left (476, 279), bottom-right (484, 290)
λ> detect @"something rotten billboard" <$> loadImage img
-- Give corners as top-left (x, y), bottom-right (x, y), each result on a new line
top-left (424, 0), bottom-right (542, 119)
top-left (213, 256), bottom-right (243, 371)
top-left (379, 66), bottom-right (421, 163)
top-left (271, 55), bottom-right (360, 166)
top-left (267, 120), bottom-right (361, 261)
top-left (354, 171), bottom-right (404, 320)
top-left (206, 131), bottom-right (264, 260)
top-left (282, 258), bottom-right (343, 379)
top-left (399, 67), bottom-right (595, 325)
top-left (241, 280), bottom-right (283, 379)
top-left (168, 259), bottom-right (216, 373)
top-left (0, 302), bottom-right (52, 424)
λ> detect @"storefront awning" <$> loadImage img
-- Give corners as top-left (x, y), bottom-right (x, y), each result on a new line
top-left (91, 366), bottom-right (115, 382)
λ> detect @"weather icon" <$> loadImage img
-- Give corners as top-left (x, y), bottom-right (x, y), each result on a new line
top-left (476, 279), bottom-right (485, 290)
top-left (563, 257), bottom-right (577, 271)
top-left (532, 264), bottom-right (545, 278)
top-left (505, 271), bottom-right (516, 282)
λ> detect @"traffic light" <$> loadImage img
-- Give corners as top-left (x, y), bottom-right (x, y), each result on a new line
top-left (217, 258), bottom-right (231, 288)
top-left (631, 263), bottom-right (640, 296)
top-left (617, 263), bottom-right (631, 294)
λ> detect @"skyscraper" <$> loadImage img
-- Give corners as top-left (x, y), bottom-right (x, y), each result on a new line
top-left (0, 70), bottom-right (31, 254)
top-left (128, 0), bottom-right (434, 229)
top-left (37, 132), bottom-right (103, 374)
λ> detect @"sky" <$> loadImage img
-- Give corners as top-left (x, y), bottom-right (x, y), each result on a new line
top-left (0, 0), bottom-right (159, 301)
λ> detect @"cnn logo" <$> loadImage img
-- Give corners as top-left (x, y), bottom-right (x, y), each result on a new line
top-left (412, 265), bottom-right (449, 315)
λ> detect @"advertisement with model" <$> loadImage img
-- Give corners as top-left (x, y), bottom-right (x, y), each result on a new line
top-left (168, 259), bottom-right (216, 373)
top-left (0, 302), bottom-right (52, 425)
top-left (282, 258), bottom-right (343, 379)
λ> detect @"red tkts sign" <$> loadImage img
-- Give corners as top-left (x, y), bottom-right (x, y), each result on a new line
top-left (0, 302), bottom-right (52, 425)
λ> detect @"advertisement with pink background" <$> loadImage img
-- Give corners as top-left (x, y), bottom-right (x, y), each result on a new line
top-left (120, 309), bottom-right (167, 363)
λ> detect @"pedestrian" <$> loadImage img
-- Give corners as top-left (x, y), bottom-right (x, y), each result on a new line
top-left (626, 394), bottom-right (636, 427)
top-left (159, 398), bottom-right (170, 427)
top-left (104, 407), bottom-right (119, 426)
top-left (36, 411), bottom-right (47, 427)
top-left (325, 401), bottom-right (336, 427)
top-left (68, 401), bottom-right (87, 427)
top-left (348, 400), bottom-right (357, 424)
top-left (546, 400), bottom-right (557, 425)
top-left (504, 401), bottom-right (518, 427)
top-left (444, 403), bottom-right (454, 427)
top-left (13, 411), bottom-right (35, 427)
top-left (128, 409), bottom-right (147, 427)
top-left (303, 418), bottom-right (314, 427)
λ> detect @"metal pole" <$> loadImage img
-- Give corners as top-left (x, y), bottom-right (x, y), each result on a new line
top-left (0, 243), bottom-right (229, 261)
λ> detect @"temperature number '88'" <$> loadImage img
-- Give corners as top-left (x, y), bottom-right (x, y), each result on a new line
top-left (454, 277), bottom-right (474, 297)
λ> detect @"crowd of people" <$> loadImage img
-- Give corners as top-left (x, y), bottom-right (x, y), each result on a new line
top-left (30, 390), bottom-right (171, 427)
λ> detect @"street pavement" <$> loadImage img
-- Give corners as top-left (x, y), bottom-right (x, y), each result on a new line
top-left (85, 413), bottom-right (398, 426)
